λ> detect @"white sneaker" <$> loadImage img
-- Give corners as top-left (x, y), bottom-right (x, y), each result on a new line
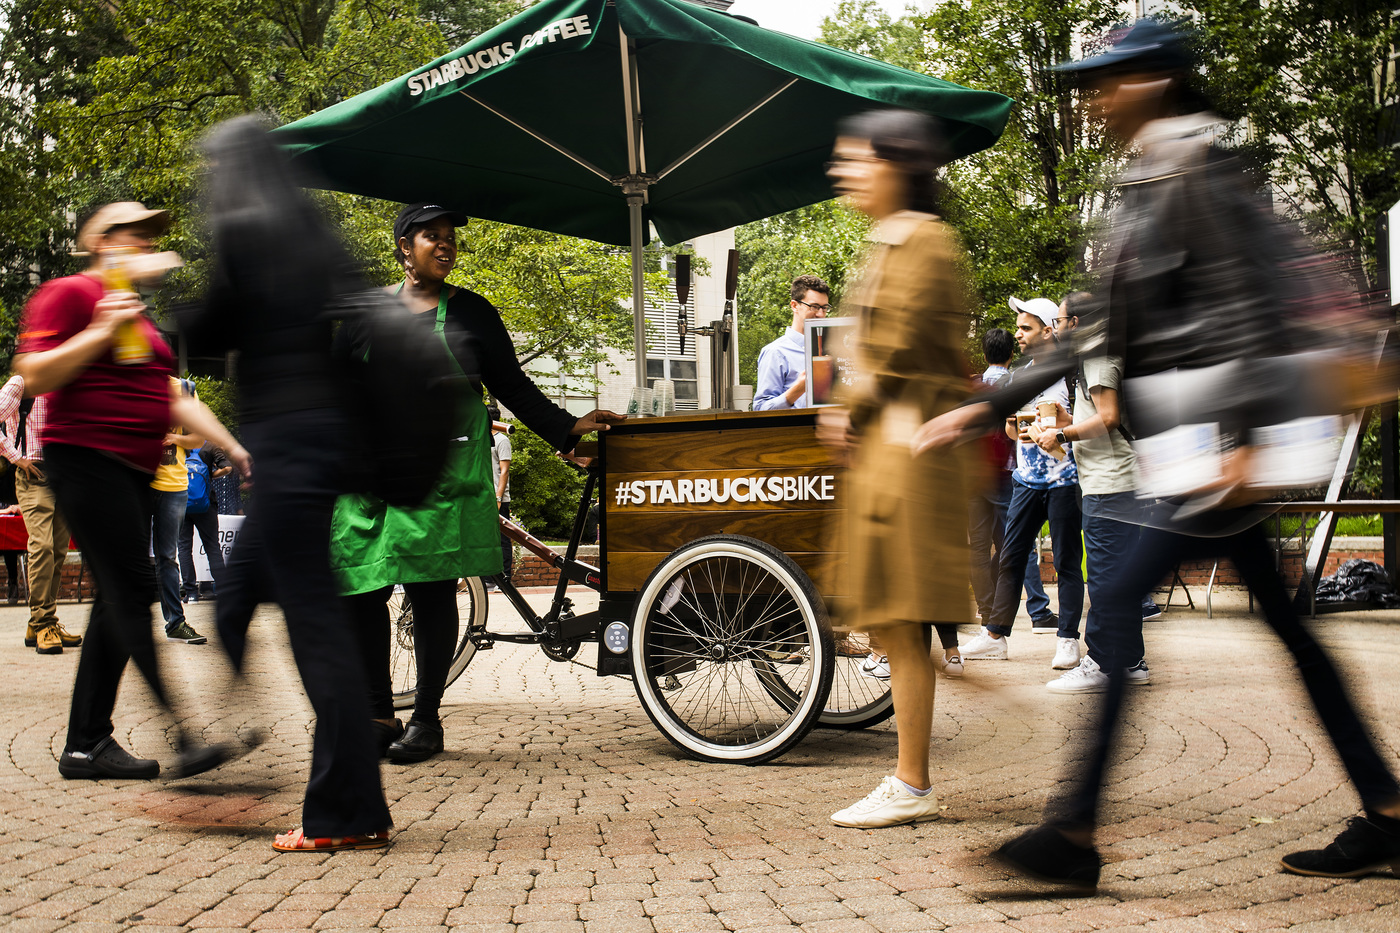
top-left (861, 654), bottom-right (890, 680)
top-left (831, 775), bottom-right (940, 828)
top-left (1051, 637), bottom-right (1081, 670)
top-left (960, 630), bottom-right (1008, 660)
top-left (935, 653), bottom-right (963, 678)
top-left (1047, 655), bottom-right (1109, 694)
top-left (1126, 659), bottom-right (1151, 685)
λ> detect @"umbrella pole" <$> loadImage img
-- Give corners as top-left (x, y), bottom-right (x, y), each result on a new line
top-left (628, 193), bottom-right (647, 389)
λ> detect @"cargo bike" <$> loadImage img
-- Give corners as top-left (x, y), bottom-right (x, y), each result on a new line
top-left (388, 408), bottom-right (890, 764)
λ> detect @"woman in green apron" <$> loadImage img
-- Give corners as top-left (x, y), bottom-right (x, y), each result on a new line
top-left (332, 203), bottom-right (624, 762)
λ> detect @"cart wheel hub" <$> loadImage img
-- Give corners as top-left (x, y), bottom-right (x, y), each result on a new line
top-left (709, 643), bottom-right (727, 661)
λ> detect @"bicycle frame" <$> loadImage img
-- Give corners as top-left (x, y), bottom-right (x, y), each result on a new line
top-left (475, 465), bottom-right (604, 652)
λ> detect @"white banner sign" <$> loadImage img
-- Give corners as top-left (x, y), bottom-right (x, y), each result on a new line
top-left (193, 514), bottom-right (244, 583)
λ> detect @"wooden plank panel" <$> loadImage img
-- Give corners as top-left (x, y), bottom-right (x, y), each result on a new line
top-left (607, 467), bottom-right (842, 515)
top-left (605, 425), bottom-right (840, 474)
top-left (606, 550), bottom-right (841, 595)
top-left (607, 509), bottom-right (839, 555)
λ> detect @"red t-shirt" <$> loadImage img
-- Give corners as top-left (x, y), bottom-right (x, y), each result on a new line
top-left (17, 274), bottom-right (173, 473)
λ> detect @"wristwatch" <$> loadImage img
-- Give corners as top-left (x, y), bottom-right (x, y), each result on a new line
top-left (1054, 429), bottom-right (1068, 446)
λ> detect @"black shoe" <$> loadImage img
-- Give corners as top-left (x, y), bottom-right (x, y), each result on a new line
top-left (1030, 613), bottom-right (1059, 634)
top-left (386, 719), bottom-right (444, 763)
top-left (58, 736), bottom-right (160, 780)
top-left (177, 742), bottom-right (232, 779)
top-left (994, 824), bottom-right (1101, 891)
top-left (1282, 814), bottom-right (1400, 878)
top-left (371, 718), bottom-right (403, 757)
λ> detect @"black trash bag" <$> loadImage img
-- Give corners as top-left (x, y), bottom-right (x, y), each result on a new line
top-left (1314, 559), bottom-right (1400, 607)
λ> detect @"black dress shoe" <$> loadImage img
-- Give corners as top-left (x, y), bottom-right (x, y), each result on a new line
top-left (371, 718), bottom-right (403, 757)
top-left (1282, 814), bottom-right (1400, 878)
top-left (994, 823), bottom-right (1101, 891)
top-left (177, 742), bottom-right (232, 779)
top-left (58, 736), bottom-right (159, 780)
top-left (386, 720), bottom-right (444, 763)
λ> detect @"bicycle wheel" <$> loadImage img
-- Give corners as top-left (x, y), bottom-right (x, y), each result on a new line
top-left (819, 630), bottom-right (896, 729)
top-left (390, 577), bottom-right (489, 710)
top-left (630, 535), bottom-right (834, 764)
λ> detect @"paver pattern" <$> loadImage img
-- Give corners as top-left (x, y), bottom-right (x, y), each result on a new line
top-left (3, 589), bottom-right (1400, 932)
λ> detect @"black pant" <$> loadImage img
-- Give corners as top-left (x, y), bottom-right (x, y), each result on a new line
top-left (178, 507), bottom-right (224, 595)
top-left (46, 444), bottom-right (176, 753)
top-left (986, 481), bottom-right (1084, 638)
top-left (498, 502), bottom-right (512, 582)
top-left (215, 410), bottom-right (390, 837)
top-left (349, 579), bottom-right (458, 725)
top-left (1052, 522), bottom-right (1400, 830)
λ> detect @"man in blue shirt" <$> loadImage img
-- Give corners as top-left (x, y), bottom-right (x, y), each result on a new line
top-left (753, 275), bottom-right (830, 410)
top-left (962, 296), bottom-right (1084, 670)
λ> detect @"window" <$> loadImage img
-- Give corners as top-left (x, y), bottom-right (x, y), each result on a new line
top-left (645, 301), bottom-right (699, 409)
top-left (520, 355), bottom-right (599, 418)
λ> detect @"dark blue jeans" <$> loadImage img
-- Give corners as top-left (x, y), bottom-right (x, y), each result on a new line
top-left (1024, 547), bottom-right (1054, 622)
top-left (1050, 522), bottom-right (1400, 830)
top-left (152, 489), bottom-right (186, 633)
top-left (1080, 497), bottom-right (1143, 669)
top-left (986, 480), bottom-right (1083, 639)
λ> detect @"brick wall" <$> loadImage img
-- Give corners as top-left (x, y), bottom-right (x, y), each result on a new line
top-left (511, 545), bottom-right (600, 588)
top-left (1033, 536), bottom-right (1386, 589)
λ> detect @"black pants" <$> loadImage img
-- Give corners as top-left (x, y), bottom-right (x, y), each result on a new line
top-left (349, 578), bottom-right (458, 725)
top-left (178, 506), bottom-right (224, 595)
top-left (215, 410), bottom-right (390, 837)
top-left (986, 481), bottom-right (1084, 639)
top-left (1052, 522), bottom-right (1400, 830)
top-left (46, 444), bottom-right (176, 753)
top-left (498, 502), bottom-right (512, 582)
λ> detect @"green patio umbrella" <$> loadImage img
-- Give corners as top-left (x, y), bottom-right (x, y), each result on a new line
top-left (276, 0), bottom-right (1011, 386)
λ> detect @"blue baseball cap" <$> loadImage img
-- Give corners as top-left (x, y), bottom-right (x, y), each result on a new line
top-left (1051, 19), bottom-right (1194, 76)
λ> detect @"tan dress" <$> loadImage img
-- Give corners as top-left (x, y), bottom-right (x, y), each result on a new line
top-left (838, 211), bottom-right (975, 632)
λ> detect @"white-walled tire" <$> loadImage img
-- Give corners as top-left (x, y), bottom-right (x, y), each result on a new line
top-left (390, 576), bottom-right (489, 710)
top-left (630, 535), bottom-right (834, 764)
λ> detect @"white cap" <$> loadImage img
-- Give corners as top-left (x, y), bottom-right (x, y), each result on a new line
top-left (1008, 296), bottom-right (1059, 328)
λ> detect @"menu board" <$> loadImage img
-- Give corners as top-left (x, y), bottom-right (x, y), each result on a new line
top-left (803, 317), bottom-right (858, 407)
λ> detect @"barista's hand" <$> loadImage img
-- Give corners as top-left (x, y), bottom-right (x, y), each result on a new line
top-left (571, 409), bottom-right (626, 436)
top-left (913, 403), bottom-right (992, 454)
top-left (783, 369), bottom-right (808, 406)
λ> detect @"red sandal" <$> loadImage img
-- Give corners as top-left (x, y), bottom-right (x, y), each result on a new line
top-left (272, 827), bottom-right (390, 852)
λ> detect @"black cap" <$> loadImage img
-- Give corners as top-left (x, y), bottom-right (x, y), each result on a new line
top-left (393, 202), bottom-right (469, 244)
top-left (1051, 19), bottom-right (1194, 77)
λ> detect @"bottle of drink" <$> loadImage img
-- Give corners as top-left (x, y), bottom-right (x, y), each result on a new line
top-left (100, 247), bottom-right (152, 365)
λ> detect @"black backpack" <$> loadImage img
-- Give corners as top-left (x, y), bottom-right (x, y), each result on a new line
top-left (330, 288), bottom-right (468, 509)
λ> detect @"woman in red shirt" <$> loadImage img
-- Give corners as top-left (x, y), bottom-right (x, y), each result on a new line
top-left (15, 202), bottom-right (251, 781)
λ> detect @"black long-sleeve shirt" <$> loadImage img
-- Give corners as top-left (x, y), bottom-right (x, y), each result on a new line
top-left (437, 287), bottom-right (579, 452)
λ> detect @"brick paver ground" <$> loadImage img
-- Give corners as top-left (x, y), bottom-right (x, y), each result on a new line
top-left (3, 588), bottom-right (1400, 932)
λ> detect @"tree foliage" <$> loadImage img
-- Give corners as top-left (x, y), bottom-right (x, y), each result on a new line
top-left (1182, 0), bottom-right (1400, 293)
top-left (0, 0), bottom-right (657, 389)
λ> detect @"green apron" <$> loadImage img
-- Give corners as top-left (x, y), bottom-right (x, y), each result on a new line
top-left (330, 286), bottom-right (502, 596)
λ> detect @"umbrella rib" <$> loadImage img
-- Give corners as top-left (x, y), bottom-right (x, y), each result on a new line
top-left (457, 90), bottom-right (612, 182)
top-left (654, 77), bottom-right (800, 183)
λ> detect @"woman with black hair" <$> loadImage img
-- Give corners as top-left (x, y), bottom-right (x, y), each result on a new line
top-left (819, 109), bottom-right (978, 829)
top-left (331, 203), bottom-right (623, 764)
top-left (184, 115), bottom-right (392, 853)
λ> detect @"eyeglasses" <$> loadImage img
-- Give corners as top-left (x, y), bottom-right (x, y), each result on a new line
top-left (795, 299), bottom-right (831, 313)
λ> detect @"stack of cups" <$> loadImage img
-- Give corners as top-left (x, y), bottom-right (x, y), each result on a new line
top-left (652, 379), bottom-right (675, 416)
top-left (732, 385), bottom-right (754, 411)
top-left (628, 386), bottom-right (653, 417)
